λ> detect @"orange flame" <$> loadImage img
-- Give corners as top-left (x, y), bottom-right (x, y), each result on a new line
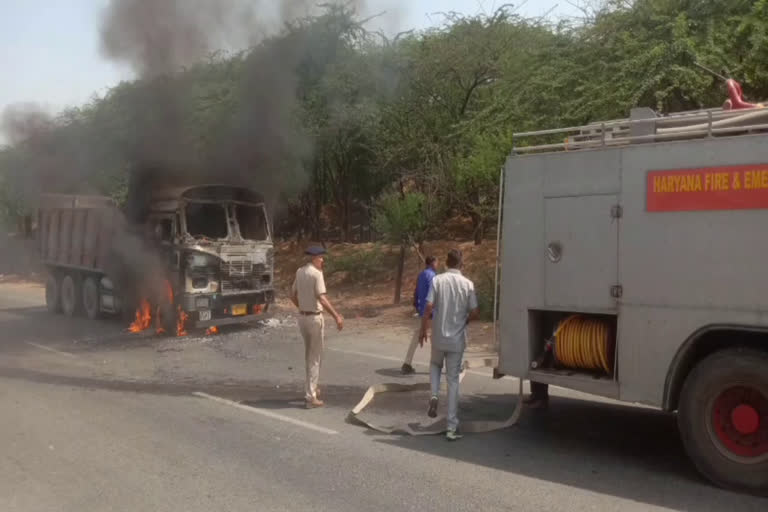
top-left (129, 280), bottom-right (182, 336)
top-left (205, 326), bottom-right (219, 335)
top-left (128, 299), bottom-right (152, 332)
top-left (176, 305), bottom-right (189, 337)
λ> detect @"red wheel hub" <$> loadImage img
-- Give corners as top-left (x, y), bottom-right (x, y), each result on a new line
top-left (732, 404), bottom-right (759, 435)
top-left (711, 386), bottom-right (768, 459)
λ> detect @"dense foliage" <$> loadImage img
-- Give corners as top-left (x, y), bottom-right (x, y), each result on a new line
top-left (3, 0), bottom-right (768, 243)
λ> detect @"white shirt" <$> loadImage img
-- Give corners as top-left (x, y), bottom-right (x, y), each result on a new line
top-left (292, 263), bottom-right (326, 312)
top-left (426, 269), bottom-right (478, 352)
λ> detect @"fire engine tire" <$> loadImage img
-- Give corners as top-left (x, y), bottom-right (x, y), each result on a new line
top-left (45, 274), bottom-right (62, 314)
top-left (82, 276), bottom-right (101, 320)
top-left (678, 347), bottom-right (768, 495)
top-left (60, 274), bottom-right (84, 318)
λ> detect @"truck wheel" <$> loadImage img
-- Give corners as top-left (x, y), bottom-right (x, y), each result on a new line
top-left (45, 274), bottom-right (62, 314)
top-left (60, 274), bottom-right (83, 317)
top-left (158, 302), bottom-right (176, 335)
top-left (82, 276), bottom-right (101, 320)
top-left (678, 348), bottom-right (768, 495)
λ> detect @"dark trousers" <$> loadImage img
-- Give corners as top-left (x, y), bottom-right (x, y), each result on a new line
top-left (531, 381), bottom-right (549, 399)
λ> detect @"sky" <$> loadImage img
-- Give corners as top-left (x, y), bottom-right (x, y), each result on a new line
top-left (0, 0), bottom-right (579, 122)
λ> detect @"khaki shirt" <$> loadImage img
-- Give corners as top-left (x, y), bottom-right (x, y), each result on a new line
top-left (426, 269), bottom-right (478, 352)
top-left (292, 263), bottom-right (327, 313)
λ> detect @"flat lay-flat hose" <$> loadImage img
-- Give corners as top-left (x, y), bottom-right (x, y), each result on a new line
top-left (554, 315), bottom-right (614, 374)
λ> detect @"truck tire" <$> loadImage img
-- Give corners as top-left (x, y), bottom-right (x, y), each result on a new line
top-left (158, 302), bottom-right (176, 335)
top-left (678, 347), bottom-right (768, 495)
top-left (60, 273), bottom-right (83, 317)
top-left (45, 274), bottom-right (62, 314)
top-left (82, 276), bottom-right (101, 320)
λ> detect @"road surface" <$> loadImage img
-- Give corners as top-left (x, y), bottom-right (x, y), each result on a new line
top-left (0, 282), bottom-right (765, 511)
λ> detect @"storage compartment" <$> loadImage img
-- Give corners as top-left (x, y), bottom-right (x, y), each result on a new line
top-left (528, 309), bottom-right (618, 381)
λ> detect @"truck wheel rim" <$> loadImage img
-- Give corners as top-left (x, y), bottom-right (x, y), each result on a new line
top-left (709, 385), bottom-right (768, 462)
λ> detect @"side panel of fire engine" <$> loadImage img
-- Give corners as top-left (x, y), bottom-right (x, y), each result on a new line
top-left (499, 133), bottom-right (768, 408)
top-left (498, 148), bottom-right (622, 379)
top-left (618, 133), bottom-right (768, 405)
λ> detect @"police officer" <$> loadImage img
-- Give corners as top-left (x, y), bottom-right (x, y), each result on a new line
top-left (291, 246), bottom-right (343, 408)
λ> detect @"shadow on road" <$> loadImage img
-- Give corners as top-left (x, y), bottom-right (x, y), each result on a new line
top-left (0, 306), bottom-right (274, 355)
top-left (374, 367), bottom-right (429, 378)
top-left (373, 394), bottom-right (765, 510)
top-left (0, 365), bottom-right (369, 410)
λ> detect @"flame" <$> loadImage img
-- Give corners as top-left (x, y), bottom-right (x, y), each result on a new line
top-left (176, 305), bottom-right (189, 337)
top-left (129, 280), bottom-right (182, 336)
top-left (205, 326), bottom-right (219, 335)
top-left (128, 299), bottom-right (152, 332)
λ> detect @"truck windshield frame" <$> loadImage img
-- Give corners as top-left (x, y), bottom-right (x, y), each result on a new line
top-left (231, 203), bottom-right (271, 242)
top-left (183, 201), bottom-right (229, 241)
top-left (181, 199), bottom-right (270, 242)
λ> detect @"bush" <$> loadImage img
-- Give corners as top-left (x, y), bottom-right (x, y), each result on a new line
top-left (324, 245), bottom-right (397, 283)
top-left (471, 267), bottom-right (497, 322)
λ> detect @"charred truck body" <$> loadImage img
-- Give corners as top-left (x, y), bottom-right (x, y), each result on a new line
top-left (499, 100), bottom-right (768, 493)
top-left (39, 184), bottom-right (274, 330)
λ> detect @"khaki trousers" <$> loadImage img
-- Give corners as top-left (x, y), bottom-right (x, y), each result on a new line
top-left (298, 314), bottom-right (325, 401)
top-left (403, 316), bottom-right (426, 365)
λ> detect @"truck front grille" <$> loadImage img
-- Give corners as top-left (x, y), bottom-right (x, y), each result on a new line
top-left (221, 259), bottom-right (253, 277)
top-left (221, 272), bottom-right (272, 295)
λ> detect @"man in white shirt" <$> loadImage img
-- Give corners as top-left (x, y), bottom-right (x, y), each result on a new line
top-left (291, 246), bottom-right (344, 408)
top-left (419, 249), bottom-right (479, 440)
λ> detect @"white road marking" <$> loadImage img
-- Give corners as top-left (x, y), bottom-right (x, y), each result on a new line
top-left (192, 392), bottom-right (339, 435)
top-left (25, 342), bottom-right (75, 358)
top-left (327, 347), bottom-right (495, 378)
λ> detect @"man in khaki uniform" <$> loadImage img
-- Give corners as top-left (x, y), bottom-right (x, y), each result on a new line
top-left (291, 246), bottom-right (343, 408)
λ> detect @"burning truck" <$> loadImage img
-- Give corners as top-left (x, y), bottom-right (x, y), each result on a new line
top-left (38, 184), bottom-right (275, 334)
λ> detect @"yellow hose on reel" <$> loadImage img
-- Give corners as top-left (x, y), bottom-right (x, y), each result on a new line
top-left (554, 315), bottom-right (614, 374)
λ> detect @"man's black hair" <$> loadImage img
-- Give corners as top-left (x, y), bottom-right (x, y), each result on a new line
top-left (446, 249), bottom-right (462, 268)
top-left (425, 256), bottom-right (436, 267)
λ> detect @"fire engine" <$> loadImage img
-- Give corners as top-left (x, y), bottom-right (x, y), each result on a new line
top-left (497, 81), bottom-right (768, 493)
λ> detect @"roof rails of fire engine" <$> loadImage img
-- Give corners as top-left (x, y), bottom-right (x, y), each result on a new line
top-left (511, 105), bottom-right (768, 155)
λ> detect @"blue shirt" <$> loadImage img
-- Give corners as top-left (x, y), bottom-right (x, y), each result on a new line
top-left (414, 267), bottom-right (436, 317)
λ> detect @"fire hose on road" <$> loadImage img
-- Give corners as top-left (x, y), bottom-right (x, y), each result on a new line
top-left (348, 166), bottom-right (524, 436)
top-left (347, 362), bottom-right (525, 436)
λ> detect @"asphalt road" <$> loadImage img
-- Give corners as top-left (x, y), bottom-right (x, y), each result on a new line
top-left (0, 283), bottom-right (765, 511)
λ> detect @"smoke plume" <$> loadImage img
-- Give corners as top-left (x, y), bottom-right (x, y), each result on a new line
top-left (97, 0), bottom-right (351, 216)
top-left (0, 103), bottom-right (53, 146)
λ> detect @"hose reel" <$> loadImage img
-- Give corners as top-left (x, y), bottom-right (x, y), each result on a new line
top-left (553, 315), bottom-right (615, 374)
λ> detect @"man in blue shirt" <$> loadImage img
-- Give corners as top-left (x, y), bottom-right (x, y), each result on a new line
top-left (402, 256), bottom-right (438, 374)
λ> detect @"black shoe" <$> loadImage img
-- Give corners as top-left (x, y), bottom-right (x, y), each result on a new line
top-left (525, 398), bottom-right (549, 410)
top-left (427, 396), bottom-right (438, 418)
top-left (401, 363), bottom-right (416, 375)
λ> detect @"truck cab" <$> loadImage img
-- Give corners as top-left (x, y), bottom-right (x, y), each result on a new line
top-left (147, 185), bottom-right (275, 328)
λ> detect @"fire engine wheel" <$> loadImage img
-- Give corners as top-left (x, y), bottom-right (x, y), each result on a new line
top-left (60, 274), bottom-right (84, 317)
top-left (82, 276), bottom-right (101, 320)
top-left (45, 274), bottom-right (62, 314)
top-left (678, 348), bottom-right (768, 495)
